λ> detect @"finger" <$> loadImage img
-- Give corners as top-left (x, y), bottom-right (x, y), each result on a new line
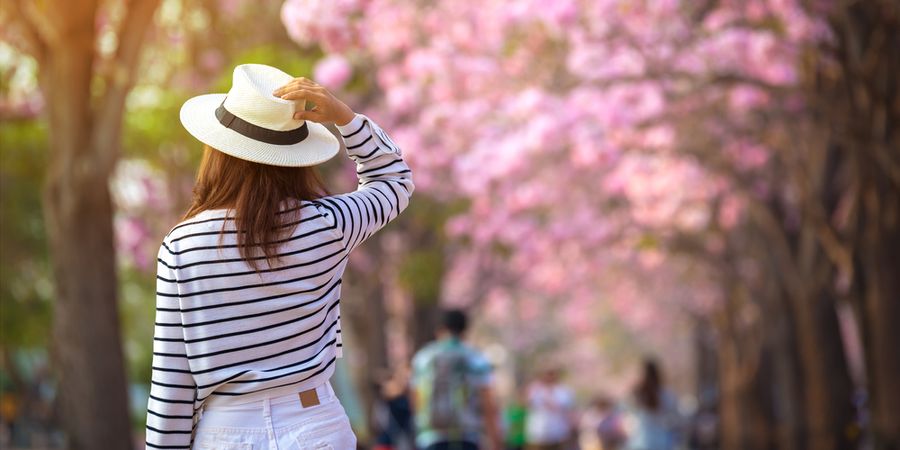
top-left (281, 78), bottom-right (314, 92)
top-left (293, 109), bottom-right (325, 122)
top-left (273, 81), bottom-right (298, 97)
top-left (281, 89), bottom-right (329, 102)
top-left (296, 80), bottom-right (327, 93)
top-left (294, 77), bottom-right (319, 87)
top-left (274, 78), bottom-right (324, 96)
top-left (273, 78), bottom-right (309, 96)
top-left (279, 89), bottom-right (316, 101)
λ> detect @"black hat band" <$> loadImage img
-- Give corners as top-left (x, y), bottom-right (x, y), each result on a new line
top-left (215, 100), bottom-right (309, 145)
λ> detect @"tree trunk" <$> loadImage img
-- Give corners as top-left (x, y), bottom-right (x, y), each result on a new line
top-left (40, 8), bottom-right (134, 448)
top-left (783, 226), bottom-right (855, 450)
top-left (341, 282), bottom-right (390, 439)
top-left (45, 173), bottom-right (132, 450)
top-left (787, 287), bottom-right (856, 449)
top-left (742, 195), bottom-right (857, 450)
top-left (766, 289), bottom-right (805, 450)
top-left (859, 189), bottom-right (900, 449)
top-left (717, 343), bottom-right (773, 450)
top-left (16, 0), bottom-right (161, 448)
top-left (821, 2), bottom-right (900, 446)
top-left (715, 283), bottom-right (773, 450)
top-left (410, 297), bottom-right (439, 352)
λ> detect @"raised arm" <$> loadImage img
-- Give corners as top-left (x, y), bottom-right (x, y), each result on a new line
top-left (146, 243), bottom-right (197, 449)
top-left (274, 77), bottom-right (414, 252)
top-left (319, 114), bottom-right (413, 251)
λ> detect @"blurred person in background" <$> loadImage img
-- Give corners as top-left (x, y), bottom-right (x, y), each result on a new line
top-left (597, 398), bottom-right (627, 450)
top-left (145, 64), bottom-right (414, 450)
top-left (525, 368), bottom-right (575, 450)
top-left (578, 396), bottom-right (606, 450)
top-left (687, 402), bottom-right (718, 450)
top-left (621, 358), bottom-right (682, 450)
top-left (373, 365), bottom-right (416, 450)
top-left (410, 309), bottom-right (502, 450)
top-left (0, 356), bottom-right (59, 448)
top-left (580, 395), bottom-right (625, 450)
top-left (0, 388), bottom-right (19, 447)
top-left (504, 387), bottom-right (528, 450)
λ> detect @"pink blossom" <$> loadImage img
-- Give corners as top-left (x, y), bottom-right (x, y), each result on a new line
top-left (200, 49), bottom-right (225, 72)
top-left (313, 54), bottom-right (353, 90)
top-left (719, 194), bottom-right (745, 230)
top-left (279, 0), bottom-right (826, 392)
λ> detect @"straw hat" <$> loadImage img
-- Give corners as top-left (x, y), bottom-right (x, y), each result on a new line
top-left (179, 64), bottom-right (340, 167)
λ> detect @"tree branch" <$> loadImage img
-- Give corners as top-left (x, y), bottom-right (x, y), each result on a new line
top-left (4, 0), bottom-right (51, 62)
top-left (91, 0), bottom-right (162, 173)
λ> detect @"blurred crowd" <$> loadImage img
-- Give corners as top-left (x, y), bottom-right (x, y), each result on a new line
top-left (370, 310), bottom-right (719, 450)
top-left (0, 354), bottom-right (62, 449)
top-left (0, 310), bottom-right (717, 450)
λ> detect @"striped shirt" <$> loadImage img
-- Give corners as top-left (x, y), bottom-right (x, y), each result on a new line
top-left (145, 114), bottom-right (414, 449)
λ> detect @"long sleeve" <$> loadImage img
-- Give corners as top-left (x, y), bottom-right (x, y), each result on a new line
top-left (315, 113), bottom-right (415, 252)
top-left (146, 242), bottom-right (197, 449)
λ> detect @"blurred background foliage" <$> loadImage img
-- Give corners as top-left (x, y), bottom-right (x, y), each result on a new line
top-left (1, 0), bottom-right (899, 448)
top-left (0, 118), bottom-right (51, 351)
top-left (0, 1), bottom-right (450, 441)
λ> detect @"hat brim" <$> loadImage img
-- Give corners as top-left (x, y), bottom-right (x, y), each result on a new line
top-left (179, 94), bottom-right (340, 167)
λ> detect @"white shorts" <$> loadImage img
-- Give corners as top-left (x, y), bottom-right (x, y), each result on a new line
top-left (192, 381), bottom-right (357, 450)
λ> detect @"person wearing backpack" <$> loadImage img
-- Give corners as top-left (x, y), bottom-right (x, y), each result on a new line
top-left (411, 309), bottom-right (502, 450)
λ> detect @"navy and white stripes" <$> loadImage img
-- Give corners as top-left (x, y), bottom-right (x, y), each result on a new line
top-left (145, 114), bottom-right (413, 449)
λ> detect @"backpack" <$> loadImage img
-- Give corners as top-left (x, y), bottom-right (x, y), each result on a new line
top-left (427, 347), bottom-right (471, 432)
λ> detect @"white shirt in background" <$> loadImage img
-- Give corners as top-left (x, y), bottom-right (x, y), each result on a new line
top-left (525, 382), bottom-right (575, 444)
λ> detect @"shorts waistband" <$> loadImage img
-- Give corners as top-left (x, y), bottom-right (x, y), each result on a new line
top-left (202, 380), bottom-right (335, 412)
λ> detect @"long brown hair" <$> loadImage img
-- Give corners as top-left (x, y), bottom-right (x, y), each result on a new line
top-left (182, 145), bottom-right (328, 271)
top-left (634, 358), bottom-right (662, 410)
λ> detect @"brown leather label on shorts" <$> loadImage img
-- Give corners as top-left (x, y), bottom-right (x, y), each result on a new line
top-left (299, 389), bottom-right (320, 407)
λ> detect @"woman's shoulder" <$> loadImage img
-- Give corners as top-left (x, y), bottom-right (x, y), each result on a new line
top-left (155, 209), bottom-right (231, 262)
top-left (164, 209), bottom-right (232, 242)
top-left (161, 201), bottom-right (327, 248)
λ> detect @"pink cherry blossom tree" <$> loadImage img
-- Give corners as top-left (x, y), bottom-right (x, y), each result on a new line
top-left (282, 0), bottom-right (900, 446)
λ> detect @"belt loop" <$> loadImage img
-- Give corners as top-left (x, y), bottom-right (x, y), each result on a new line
top-left (262, 396), bottom-right (272, 419)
